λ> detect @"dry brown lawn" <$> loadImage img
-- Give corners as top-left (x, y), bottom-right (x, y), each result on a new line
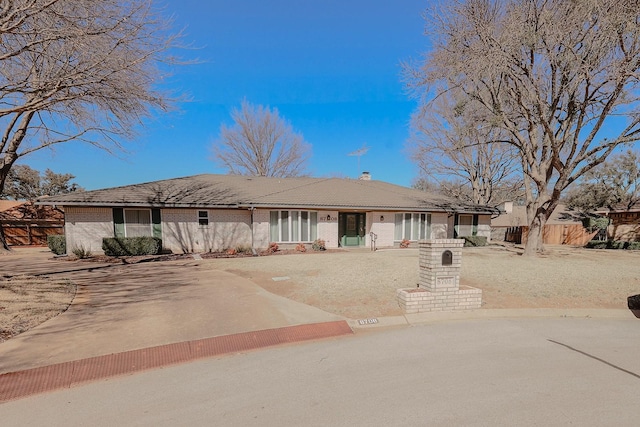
top-left (205, 244), bottom-right (640, 319)
top-left (1, 244), bottom-right (638, 341)
top-left (0, 276), bottom-right (76, 342)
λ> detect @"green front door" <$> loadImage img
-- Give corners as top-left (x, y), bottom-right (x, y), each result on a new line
top-left (339, 213), bottom-right (366, 246)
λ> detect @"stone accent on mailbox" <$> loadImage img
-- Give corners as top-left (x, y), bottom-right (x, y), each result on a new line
top-left (397, 239), bottom-right (482, 313)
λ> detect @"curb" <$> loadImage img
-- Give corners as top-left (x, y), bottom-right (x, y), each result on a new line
top-left (349, 308), bottom-right (636, 330)
top-left (0, 320), bottom-right (353, 403)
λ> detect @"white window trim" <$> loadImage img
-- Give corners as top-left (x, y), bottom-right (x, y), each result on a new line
top-left (271, 210), bottom-right (317, 243)
top-left (395, 212), bottom-right (431, 242)
top-left (123, 208), bottom-right (152, 238)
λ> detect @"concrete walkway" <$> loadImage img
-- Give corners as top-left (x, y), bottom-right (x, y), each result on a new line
top-left (0, 248), bottom-right (345, 375)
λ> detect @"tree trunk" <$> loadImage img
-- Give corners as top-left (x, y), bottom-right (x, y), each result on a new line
top-left (523, 195), bottom-right (559, 256)
top-left (0, 161), bottom-right (13, 251)
top-left (523, 213), bottom-right (545, 256)
top-left (0, 225), bottom-right (9, 252)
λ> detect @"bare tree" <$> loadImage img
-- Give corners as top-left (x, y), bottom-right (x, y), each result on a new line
top-left (215, 100), bottom-right (310, 177)
top-left (566, 150), bottom-right (640, 213)
top-left (407, 89), bottom-right (522, 206)
top-left (406, 0), bottom-right (640, 255)
top-left (412, 176), bottom-right (524, 206)
top-left (0, 0), bottom-right (178, 249)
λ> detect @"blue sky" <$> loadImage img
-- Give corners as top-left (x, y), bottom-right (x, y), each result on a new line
top-left (23, 0), bottom-right (431, 190)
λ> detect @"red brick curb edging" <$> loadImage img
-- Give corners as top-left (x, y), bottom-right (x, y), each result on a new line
top-left (0, 320), bottom-right (352, 403)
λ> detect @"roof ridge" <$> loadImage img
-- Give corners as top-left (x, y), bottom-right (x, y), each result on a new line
top-left (250, 177), bottom-right (335, 202)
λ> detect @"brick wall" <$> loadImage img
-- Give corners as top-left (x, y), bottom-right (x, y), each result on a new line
top-left (252, 209), bottom-right (270, 249)
top-left (163, 208), bottom-right (251, 253)
top-left (64, 207), bottom-right (113, 254)
top-left (367, 211), bottom-right (395, 248)
top-left (477, 215), bottom-right (492, 241)
top-left (431, 213), bottom-right (450, 239)
top-left (317, 211), bottom-right (339, 248)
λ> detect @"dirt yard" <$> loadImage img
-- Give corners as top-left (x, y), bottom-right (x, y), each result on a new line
top-left (0, 275), bottom-right (75, 342)
top-left (1, 244), bottom-right (639, 340)
top-left (202, 244), bottom-right (640, 319)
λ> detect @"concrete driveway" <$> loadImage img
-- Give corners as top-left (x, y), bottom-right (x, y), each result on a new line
top-left (0, 248), bottom-right (343, 374)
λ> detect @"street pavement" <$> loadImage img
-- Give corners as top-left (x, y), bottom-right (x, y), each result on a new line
top-left (1, 316), bottom-right (639, 426)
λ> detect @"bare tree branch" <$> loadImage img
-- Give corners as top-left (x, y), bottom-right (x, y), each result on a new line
top-left (0, 0), bottom-right (180, 194)
top-left (0, 0), bottom-right (181, 251)
top-left (407, 87), bottom-right (523, 205)
top-left (214, 100), bottom-right (311, 178)
top-left (405, 0), bottom-right (640, 255)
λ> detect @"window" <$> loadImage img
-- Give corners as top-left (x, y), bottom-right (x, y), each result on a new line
top-left (457, 214), bottom-right (473, 237)
top-left (124, 209), bottom-right (152, 237)
top-left (394, 213), bottom-right (430, 241)
top-left (198, 210), bottom-right (209, 226)
top-left (270, 211), bottom-right (318, 242)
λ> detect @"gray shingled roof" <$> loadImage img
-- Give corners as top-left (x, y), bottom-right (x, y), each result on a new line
top-left (37, 174), bottom-right (495, 214)
top-left (491, 204), bottom-right (583, 227)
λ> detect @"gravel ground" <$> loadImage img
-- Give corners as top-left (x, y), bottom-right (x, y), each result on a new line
top-left (200, 244), bottom-right (640, 319)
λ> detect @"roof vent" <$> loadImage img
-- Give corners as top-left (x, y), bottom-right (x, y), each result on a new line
top-left (359, 171), bottom-right (371, 181)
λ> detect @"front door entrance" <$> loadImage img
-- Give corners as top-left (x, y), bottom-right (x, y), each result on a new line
top-left (339, 213), bottom-right (366, 247)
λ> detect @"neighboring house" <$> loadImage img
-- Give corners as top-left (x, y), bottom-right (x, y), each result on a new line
top-left (491, 202), bottom-right (597, 245)
top-left (0, 201), bottom-right (64, 246)
top-left (600, 208), bottom-right (640, 242)
top-left (38, 173), bottom-right (495, 254)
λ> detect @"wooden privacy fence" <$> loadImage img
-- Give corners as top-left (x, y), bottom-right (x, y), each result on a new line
top-left (500, 224), bottom-right (598, 246)
top-left (1, 220), bottom-right (64, 246)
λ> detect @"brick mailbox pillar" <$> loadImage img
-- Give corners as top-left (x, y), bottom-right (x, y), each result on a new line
top-left (397, 239), bottom-right (482, 313)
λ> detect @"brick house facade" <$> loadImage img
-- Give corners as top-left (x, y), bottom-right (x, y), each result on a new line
top-left (42, 174), bottom-right (495, 254)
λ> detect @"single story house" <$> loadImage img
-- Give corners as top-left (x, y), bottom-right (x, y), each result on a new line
top-left (38, 173), bottom-right (495, 254)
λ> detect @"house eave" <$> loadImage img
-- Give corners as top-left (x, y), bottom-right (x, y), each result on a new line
top-left (37, 200), bottom-right (495, 215)
top-left (36, 201), bottom-right (240, 209)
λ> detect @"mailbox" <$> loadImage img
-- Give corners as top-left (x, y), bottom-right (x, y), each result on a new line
top-left (442, 250), bottom-right (453, 266)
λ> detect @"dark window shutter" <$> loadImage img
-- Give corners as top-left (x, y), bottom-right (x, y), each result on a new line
top-left (113, 208), bottom-right (125, 238)
top-left (453, 214), bottom-right (459, 238)
top-left (151, 208), bottom-right (162, 239)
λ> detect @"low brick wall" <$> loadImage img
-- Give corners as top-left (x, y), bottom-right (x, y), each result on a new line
top-left (397, 286), bottom-right (482, 314)
top-left (397, 239), bottom-right (482, 313)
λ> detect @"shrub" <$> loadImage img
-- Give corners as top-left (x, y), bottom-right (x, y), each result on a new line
top-left (295, 243), bottom-right (307, 252)
top-left (462, 236), bottom-right (488, 247)
top-left (585, 240), bottom-right (609, 249)
top-left (72, 245), bottom-right (92, 259)
top-left (585, 240), bottom-right (640, 250)
top-left (311, 239), bottom-right (326, 251)
top-left (226, 248), bottom-right (237, 255)
top-left (582, 216), bottom-right (610, 232)
top-left (47, 235), bottom-right (66, 255)
top-left (399, 239), bottom-right (410, 248)
top-left (235, 245), bottom-right (253, 254)
top-left (102, 237), bottom-right (162, 256)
